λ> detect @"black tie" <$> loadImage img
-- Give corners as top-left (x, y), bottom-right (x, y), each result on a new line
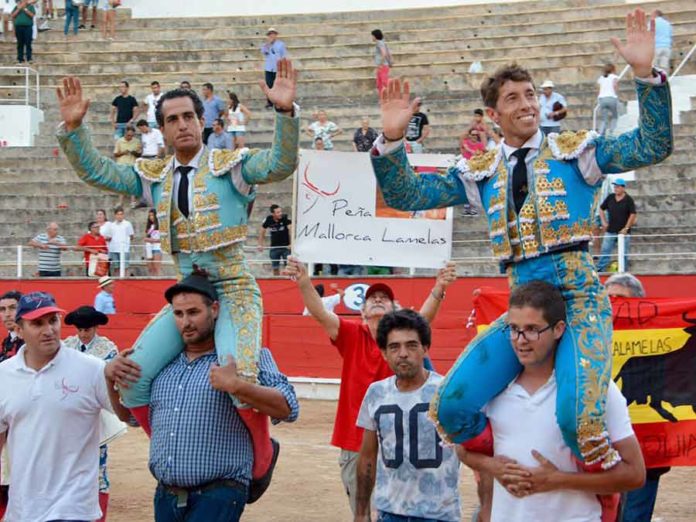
top-left (177, 166), bottom-right (194, 218)
top-left (80, 344), bottom-right (87, 352)
top-left (511, 148), bottom-right (531, 214)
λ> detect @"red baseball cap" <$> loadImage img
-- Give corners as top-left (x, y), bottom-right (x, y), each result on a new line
top-left (365, 282), bottom-right (395, 302)
top-left (15, 292), bottom-right (65, 321)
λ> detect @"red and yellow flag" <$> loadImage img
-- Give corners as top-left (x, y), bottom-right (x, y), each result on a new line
top-left (473, 288), bottom-right (696, 468)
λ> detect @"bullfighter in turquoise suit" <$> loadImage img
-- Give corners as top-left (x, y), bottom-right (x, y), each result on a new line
top-left (55, 60), bottom-right (300, 490)
top-left (370, 10), bottom-right (672, 469)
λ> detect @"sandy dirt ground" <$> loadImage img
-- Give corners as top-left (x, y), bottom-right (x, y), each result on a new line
top-left (106, 400), bottom-right (696, 522)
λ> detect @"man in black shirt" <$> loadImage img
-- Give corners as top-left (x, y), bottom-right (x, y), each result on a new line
top-left (0, 290), bottom-right (22, 363)
top-left (110, 80), bottom-right (140, 140)
top-left (596, 178), bottom-right (637, 272)
top-left (405, 100), bottom-right (430, 153)
top-left (259, 204), bottom-right (292, 276)
top-left (353, 117), bottom-right (378, 152)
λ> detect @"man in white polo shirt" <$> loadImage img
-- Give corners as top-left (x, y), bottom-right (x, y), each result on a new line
top-left (100, 205), bottom-right (134, 274)
top-left (0, 292), bottom-right (128, 522)
top-left (460, 281), bottom-right (645, 522)
top-left (136, 119), bottom-right (165, 159)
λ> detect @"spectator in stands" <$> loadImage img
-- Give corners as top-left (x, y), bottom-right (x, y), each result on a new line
top-left (314, 136), bottom-right (325, 150)
top-left (597, 63), bottom-right (620, 136)
top-left (11, 0), bottom-right (35, 64)
top-left (110, 80), bottom-right (140, 140)
top-left (466, 108), bottom-right (499, 146)
top-left (352, 117), bottom-right (378, 152)
top-left (285, 257), bottom-right (456, 517)
top-left (179, 80), bottom-right (191, 91)
top-left (100, 206), bottom-right (134, 275)
top-left (226, 92), bottom-right (252, 149)
top-left (405, 100), bottom-right (430, 153)
top-left (76, 221), bottom-right (108, 276)
top-left (101, 0), bottom-right (117, 40)
top-left (114, 125), bottom-right (142, 208)
top-left (201, 82), bottom-right (226, 145)
top-left (41, 0), bottom-right (52, 19)
top-left (596, 178), bottom-right (637, 272)
top-left (307, 110), bottom-right (342, 150)
top-left (207, 118), bottom-right (233, 151)
top-left (63, 0), bottom-right (78, 38)
top-left (460, 127), bottom-right (486, 159)
top-left (338, 263), bottom-right (363, 276)
top-left (603, 273), bottom-right (670, 522)
top-left (94, 276), bottom-right (116, 314)
top-left (0, 290), bottom-right (23, 363)
top-left (137, 119), bottom-right (165, 159)
top-left (144, 209), bottom-right (162, 276)
top-left (539, 80), bottom-right (567, 135)
top-left (302, 283), bottom-right (344, 316)
top-left (30, 222), bottom-right (66, 277)
top-left (79, 0), bottom-right (98, 30)
top-left (654, 10), bottom-right (672, 72)
top-left (371, 29), bottom-right (392, 95)
top-left (258, 204), bottom-right (292, 276)
top-left (143, 81), bottom-right (163, 129)
top-left (261, 27), bottom-right (287, 108)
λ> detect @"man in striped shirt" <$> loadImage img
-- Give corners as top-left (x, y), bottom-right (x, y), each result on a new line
top-left (29, 222), bottom-right (67, 277)
top-left (105, 271), bottom-right (299, 521)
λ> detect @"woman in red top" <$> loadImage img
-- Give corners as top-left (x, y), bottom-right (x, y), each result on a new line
top-left (460, 129), bottom-right (486, 159)
top-left (76, 221), bottom-right (108, 276)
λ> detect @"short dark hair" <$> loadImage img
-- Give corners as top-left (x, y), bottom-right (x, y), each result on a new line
top-left (136, 119), bottom-right (149, 127)
top-left (371, 29), bottom-right (384, 40)
top-left (203, 82), bottom-right (214, 91)
top-left (120, 80), bottom-right (129, 88)
top-left (0, 290), bottom-right (22, 302)
top-left (97, 208), bottom-right (107, 218)
top-left (151, 80), bottom-right (160, 87)
top-left (509, 281), bottom-right (566, 326)
top-left (125, 125), bottom-right (136, 133)
top-left (88, 220), bottom-right (98, 229)
top-left (270, 204), bottom-right (280, 213)
top-left (180, 80), bottom-right (191, 88)
top-left (474, 108), bottom-right (484, 116)
top-left (314, 283), bottom-right (325, 298)
top-left (155, 88), bottom-right (205, 127)
top-left (376, 309), bottom-right (431, 350)
top-left (314, 136), bottom-right (324, 143)
top-left (114, 205), bottom-right (124, 214)
top-left (214, 118), bottom-right (225, 127)
top-left (480, 63), bottom-right (534, 108)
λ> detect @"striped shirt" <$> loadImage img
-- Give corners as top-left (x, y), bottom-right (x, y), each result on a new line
top-left (149, 348), bottom-right (299, 488)
top-left (32, 233), bottom-right (66, 272)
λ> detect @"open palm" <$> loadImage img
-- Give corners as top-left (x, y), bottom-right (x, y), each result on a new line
top-left (260, 58), bottom-right (297, 112)
top-left (611, 8), bottom-right (656, 78)
top-left (380, 79), bottom-right (420, 140)
top-left (56, 77), bottom-right (91, 132)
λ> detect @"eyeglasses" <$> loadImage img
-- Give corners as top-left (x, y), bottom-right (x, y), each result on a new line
top-left (505, 323), bottom-right (555, 342)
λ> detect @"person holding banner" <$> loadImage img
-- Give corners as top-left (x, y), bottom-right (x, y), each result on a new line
top-left (63, 305), bottom-right (122, 522)
top-left (55, 58), bottom-right (300, 493)
top-left (370, 8), bottom-right (673, 471)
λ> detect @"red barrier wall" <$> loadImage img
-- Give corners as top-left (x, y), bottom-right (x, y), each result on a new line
top-left (3, 275), bottom-right (696, 378)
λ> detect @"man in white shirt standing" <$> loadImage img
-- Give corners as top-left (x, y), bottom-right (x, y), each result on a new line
top-left (137, 119), bottom-right (165, 159)
top-left (143, 80), bottom-right (163, 128)
top-left (355, 309), bottom-right (461, 522)
top-left (0, 292), bottom-right (129, 522)
top-left (100, 205), bottom-right (134, 275)
top-left (461, 281), bottom-right (645, 522)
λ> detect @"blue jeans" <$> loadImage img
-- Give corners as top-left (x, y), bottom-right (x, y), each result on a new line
top-left (621, 475), bottom-right (660, 522)
top-left (109, 251), bottom-right (130, 272)
top-left (64, 5), bottom-right (79, 35)
top-left (378, 512), bottom-right (444, 522)
top-left (596, 232), bottom-right (631, 272)
top-left (154, 483), bottom-right (247, 522)
top-left (114, 123), bottom-right (128, 139)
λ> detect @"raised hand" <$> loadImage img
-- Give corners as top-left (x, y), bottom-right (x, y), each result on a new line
top-left (380, 78), bottom-right (420, 141)
top-left (611, 8), bottom-right (656, 78)
top-left (56, 76), bottom-right (91, 132)
top-left (259, 58), bottom-right (297, 112)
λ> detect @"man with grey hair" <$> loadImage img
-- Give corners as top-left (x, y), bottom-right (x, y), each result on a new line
top-left (604, 272), bottom-right (669, 522)
top-left (29, 222), bottom-right (67, 277)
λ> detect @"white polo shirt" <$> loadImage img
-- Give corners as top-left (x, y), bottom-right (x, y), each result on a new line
top-left (140, 128), bottom-right (165, 157)
top-left (0, 344), bottom-right (113, 522)
top-left (100, 219), bottom-right (134, 254)
top-left (483, 374), bottom-right (633, 522)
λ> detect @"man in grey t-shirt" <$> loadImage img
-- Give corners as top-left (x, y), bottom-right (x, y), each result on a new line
top-left (355, 309), bottom-right (461, 522)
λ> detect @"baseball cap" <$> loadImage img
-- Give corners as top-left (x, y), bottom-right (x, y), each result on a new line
top-left (165, 272), bottom-right (219, 304)
top-left (266, 27), bottom-right (278, 35)
top-left (365, 282), bottom-right (395, 302)
top-left (612, 178), bottom-right (626, 187)
top-left (15, 292), bottom-right (65, 322)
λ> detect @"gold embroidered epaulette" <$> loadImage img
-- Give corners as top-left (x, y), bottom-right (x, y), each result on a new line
top-left (134, 156), bottom-right (172, 181)
top-left (209, 147), bottom-right (248, 177)
top-left (547, 130), bottom-right (599, 160)
top-left (455, 147), bottom-right (502, 181)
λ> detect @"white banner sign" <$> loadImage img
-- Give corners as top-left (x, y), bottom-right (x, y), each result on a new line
top-left (293, 150), bottom-right (455, 269)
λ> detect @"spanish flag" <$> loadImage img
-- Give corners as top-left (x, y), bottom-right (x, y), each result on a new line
top-left (473, 288), bottom-right (696, 468)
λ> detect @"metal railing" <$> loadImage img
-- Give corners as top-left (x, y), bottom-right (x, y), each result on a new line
top-left (0, 67), bottom-right (41, 109)
top-left (671, 42), bottom-right (696, 79)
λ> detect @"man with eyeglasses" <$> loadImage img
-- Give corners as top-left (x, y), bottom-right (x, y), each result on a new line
top-left (459, 281), bottom-right (645, 522)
